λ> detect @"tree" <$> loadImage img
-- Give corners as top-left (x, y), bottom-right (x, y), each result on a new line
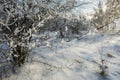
top-left (92, 0), bottom-right (120, 31)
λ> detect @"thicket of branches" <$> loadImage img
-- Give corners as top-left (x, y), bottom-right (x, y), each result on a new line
top-left (0, 0), bottom-right (89, 76)
top-left (0, 0), bottom-right (120, 78)
top-left (92, 0), bottom-right (120, 31)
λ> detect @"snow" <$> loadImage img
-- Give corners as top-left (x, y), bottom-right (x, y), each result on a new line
top-left (4, 31), bottom-right (120, 80)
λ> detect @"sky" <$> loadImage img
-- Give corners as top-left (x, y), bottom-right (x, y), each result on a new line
top-left (73, 0), bottom-right (106, 14)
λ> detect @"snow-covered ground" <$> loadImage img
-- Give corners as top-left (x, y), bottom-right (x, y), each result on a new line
top-left (5, 31), bottom-right (120, 80)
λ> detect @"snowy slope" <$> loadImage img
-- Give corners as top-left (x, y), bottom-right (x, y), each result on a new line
top-left (6, 31), bottom-right (120, 80)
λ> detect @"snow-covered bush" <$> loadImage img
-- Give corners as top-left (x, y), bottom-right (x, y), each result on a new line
top-left (0, 0), bottom-right (49, 68)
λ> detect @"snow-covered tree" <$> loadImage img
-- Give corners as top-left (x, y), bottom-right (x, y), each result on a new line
top-left (92, 0), bottom-right (120, 31)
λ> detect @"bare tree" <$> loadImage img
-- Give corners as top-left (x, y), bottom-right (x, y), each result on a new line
top-left (92, 0), bottom-right (120, 31)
